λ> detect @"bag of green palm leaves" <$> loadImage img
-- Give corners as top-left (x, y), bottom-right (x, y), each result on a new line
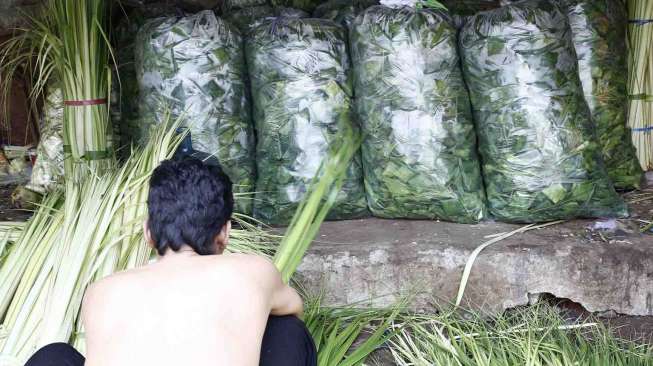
top-left (272, 0), bottom-right (322, 13)
top-left (441, 0), bottom-right (501, 16)
top-left (113, 11), bottom-right (146, 151)
top-left (560, 0), bottom-right (644, 190)
top-left (135, 10), bottom-right (256, 214)
top-left (221, 0), bottom-right (269, 12)
top-left (224, 6), bottom-right (308, 34)
top-left (246, 17), bottom-right (368, 225)
top-left (313, 0), bottom-right (377, 29)
top-left (459, 0), bottom-right (626, 223)
top-left (25, 86), bottom-right (64, 194)
top-left (111, 4), bottom-right (181, 152)
top-left (350, 3), bottom-right (486, 223)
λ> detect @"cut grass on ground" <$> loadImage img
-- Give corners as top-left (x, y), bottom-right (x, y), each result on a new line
top-left (390, 303), bottom-right (653, 366)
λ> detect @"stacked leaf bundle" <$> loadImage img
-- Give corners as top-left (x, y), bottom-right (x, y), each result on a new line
top-left (628, 0), bottom-right (653, 171)
top-left (350, 5), bottom-right (486, 223)
top-left (561, 0), bottom-right (643, 188)
top-left (459, 0), bottom-right (626, 223)
top-left (135, 11), bottom-right (256, 213)
top-left (224, 6), bottom-right (308, 34)
top-left (246, 17), bottom-right (368, 225)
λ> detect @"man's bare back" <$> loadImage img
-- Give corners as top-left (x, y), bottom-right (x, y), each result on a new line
top-left (25, 159), bottom-right (315, 366)
top-left (82, 251), bottom-right (302, 366)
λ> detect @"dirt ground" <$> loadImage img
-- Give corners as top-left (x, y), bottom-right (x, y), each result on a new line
top-left (0, 184), bottom-right (35, 222)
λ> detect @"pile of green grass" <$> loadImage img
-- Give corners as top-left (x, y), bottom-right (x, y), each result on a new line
top-left (391, 303), bottom-right (653, 366)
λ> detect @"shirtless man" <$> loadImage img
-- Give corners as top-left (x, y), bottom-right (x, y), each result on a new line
top-left (26, 158), bottom-right (317, 366)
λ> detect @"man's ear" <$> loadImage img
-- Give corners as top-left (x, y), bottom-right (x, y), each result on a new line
top-left (214, 220), bottom-right (231, 254)
top-left (143, 220), bottom-right (156, 249)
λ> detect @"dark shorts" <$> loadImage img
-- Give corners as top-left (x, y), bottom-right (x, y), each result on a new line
top-left (25, 315), bottom-right (317, 366)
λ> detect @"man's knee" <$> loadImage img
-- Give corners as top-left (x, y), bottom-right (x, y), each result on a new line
top-left (265, 316), bottom-right (309, 338)
top-left (261, 316), bottom-right (317, 366)
top-left (25, 343), bottom-right (85, 366)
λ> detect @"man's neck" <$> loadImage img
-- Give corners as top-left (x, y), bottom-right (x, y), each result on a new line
top-left (158, 247), bottom-right (199, 261)
top-left (156, 245), bottom-right (222, 261)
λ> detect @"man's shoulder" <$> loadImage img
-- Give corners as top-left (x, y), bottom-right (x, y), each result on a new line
top-left (214, 254), bottom-right (281, 282)
top-left (221, 253), bottom-right (273, 265)
top-left (82, 272), bottom-right (131, 323)
top-left (85, 268), bottom-right (146, 304)
top-left (218, 253), bottom-right (277, 273)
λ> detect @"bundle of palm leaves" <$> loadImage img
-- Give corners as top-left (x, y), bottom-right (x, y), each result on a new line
top-left (628, 0), bottom-right (653, 171)
top-left (0, 0), bottom-right (116, 183)
top-left (0, 118), bottom-right (277, 364)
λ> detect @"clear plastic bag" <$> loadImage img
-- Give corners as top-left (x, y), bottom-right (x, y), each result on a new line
top-left (459, 0), bottom-right (626, 223)
top-left (350, 5), bottom-right (486, 223)
top-left (222, 0), bottom-right (268, 12)
top-left (441, 0), bottom-right (502, 15)
top-left (562, 0), bottom-right (643, 189)
top-left (26, 86), bottom-right (64, 194)
top-left (246, 18), bottom-right (368, 224)
top-left (272, 0), bottom-right (322, 13)
top-left (135, 11), bottom-right (256, 213)
top-left (113, 11), bottom-right (146, 152)
top-left (313, 0), bottom-right (377, 29)
top-left (224, 6), bottom-right (308, 34)
top-left (112, 5), bottom-right (182, 153)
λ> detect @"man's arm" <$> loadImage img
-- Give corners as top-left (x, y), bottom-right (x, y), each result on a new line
top-left (80, 282), bottom-right (100, 332)
top-left (250, 256), bottom-right (304, 317)
top-left (270, 280), bottom-right (303, 318)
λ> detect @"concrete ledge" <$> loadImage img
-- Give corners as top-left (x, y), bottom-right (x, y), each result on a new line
top-left (296, 195), bottom-right (653, 316)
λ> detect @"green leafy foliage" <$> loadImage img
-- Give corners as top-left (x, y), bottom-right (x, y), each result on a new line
top-left (391, 303), bottom-right (653, 366)
top-left (303, 295), bottom-right (404, 366)
top-left (135, 11), bottom-right (256, 213)
top-left (350, 6), bottom-right (486, 223)
top-left (224, 6), bottom-right (308, 35)
top-left (416, 0), bottom-right (448, 11)
top-left (246, 18), bottom-right (368, 225)
top-left (272, 0), bottom-right (323, 12)
top-left (112, 7), bottom-right (176, 153)
top-left (441, 0), bottom-right (500, 15)
top-left (459, 0), bottom-right (627, 223)
top-left (272, 120), bottom-right (362, 282)
top-left (562, 0), bottom-right (644, 189)
top-left (313, 0), bottom-right (378, 29)
top-left (112, 13), bottom-right (142, 151)
top-left (0, 0), bottom-right (116, 181)
top-left (26, 86), bottom-right (64, 194)
top-left (222, 0), bottom-right (269, 12)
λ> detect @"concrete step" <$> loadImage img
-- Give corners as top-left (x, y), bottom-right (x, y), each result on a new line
top-left (296, 191), bottom-right (653, 316)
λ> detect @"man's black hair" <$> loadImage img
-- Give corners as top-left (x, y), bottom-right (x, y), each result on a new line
top-left (147, 158), bottom-right (234, 256)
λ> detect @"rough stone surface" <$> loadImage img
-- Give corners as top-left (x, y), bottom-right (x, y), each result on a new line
top-left (296, 182), bottom-right (653, 316)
